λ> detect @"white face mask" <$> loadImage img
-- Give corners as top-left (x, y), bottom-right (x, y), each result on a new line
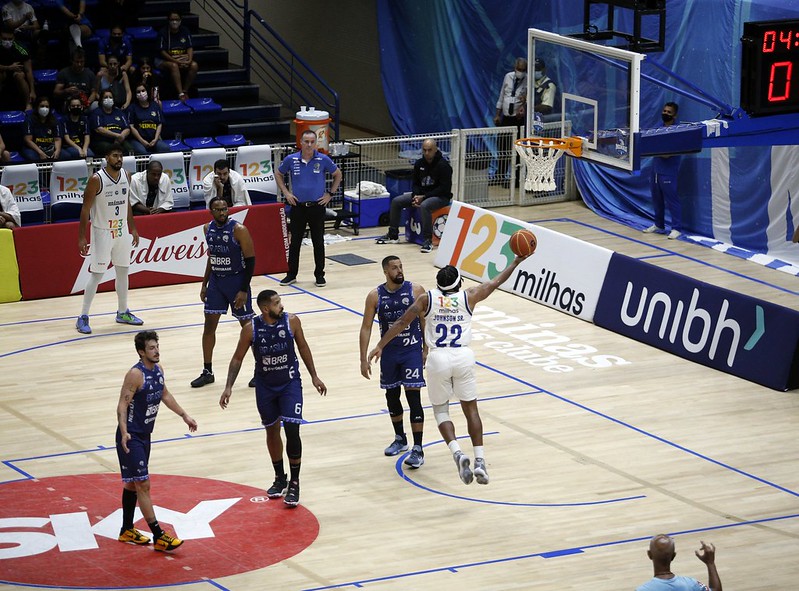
top-left (534, 71), bottom-right (544, 81)
top-left (38, 107), bottom-right (49, 117)
top-left (136, 91), bottom-right (148, 102)
top-left (102, 98), bottom-right (114, 108)
top-left (1, 40), bottom-right (13, 49)
top-left (514, 70), bottom-right (524, 79)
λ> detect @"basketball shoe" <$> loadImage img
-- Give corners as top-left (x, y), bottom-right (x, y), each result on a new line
top-left (267, 474), bottom-right (288, 499)
top-left (284, 480), bottom-right (300, 507)
top-left (116, 310), bottom-right (144, 325)
top-left (473, 458), bottom-right (489, 485)
top-left (384, 435), bottom-right (409, 456)
top-left (118, 528), bottom-right (150, 545)
top-left (154, 532), bottom-right (183, 552)
top-left (404, 445), bottom-right (425, 469)
top-left (454, 451), bottom-right (473, 485)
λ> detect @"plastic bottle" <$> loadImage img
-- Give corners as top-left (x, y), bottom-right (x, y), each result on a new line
top-left (43, 20), bottom-right (49, 31)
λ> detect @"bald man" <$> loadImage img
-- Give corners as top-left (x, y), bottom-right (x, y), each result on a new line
top-left (376, 138), bottom-right (452, 254)
top-left (636, 534), bottom-right (722, 591)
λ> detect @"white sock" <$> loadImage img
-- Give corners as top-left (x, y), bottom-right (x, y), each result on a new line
top-left (448, 440), bottom-right (462, 456)
top-left (69, 24), bottom-right (82, 47)
top-left (115, 265), bottom-right (129, 313)
top-left (81, 272), bottom-right (103, 316)
top-left (474, 446), bottom-right (484, 461)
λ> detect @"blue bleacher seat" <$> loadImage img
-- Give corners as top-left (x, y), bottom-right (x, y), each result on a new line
top-left (215, 134), bottom-right (247, 147)
top-left (128, 26), bottom-right (157, 40)
top-left (166, 139), bottom-right (189, 152)
top-left (7, 152), bottom-right (25, 164)
top-left (161, 100), bottom-right (192, 116)
top-left (183, 137), bottom-right (221, 150)
top-left (0, 111), bottom-right (26, 125)
top-left (34, 70), bottom-right (58, 83)
top-left (185, 98), bottom-right (223, 114)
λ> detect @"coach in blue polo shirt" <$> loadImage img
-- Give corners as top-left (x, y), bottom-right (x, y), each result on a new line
top-left (275, 130), bottom-right (342, 288)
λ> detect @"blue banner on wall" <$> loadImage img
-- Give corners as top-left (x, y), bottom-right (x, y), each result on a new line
top-left (594, 253), bottom-right (799, 390)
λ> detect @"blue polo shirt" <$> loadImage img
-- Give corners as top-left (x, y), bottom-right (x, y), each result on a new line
top-left (278, 150), bottom-right (338, 203)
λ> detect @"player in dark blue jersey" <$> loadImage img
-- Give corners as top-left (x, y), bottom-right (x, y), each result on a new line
top-left (220, 290), bottom-right (327, 507)
top-left (360, 256), bottom-right (427, 468)
top-left (115, 330), bottom-right (197, 551)
top-left (191, 197), bottom-right (256, 388)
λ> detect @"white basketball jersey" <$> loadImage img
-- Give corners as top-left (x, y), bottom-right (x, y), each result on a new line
top-left (91, 168), bottom-right (130, 233)
top-left (424, 288), bottom-right (473, 349)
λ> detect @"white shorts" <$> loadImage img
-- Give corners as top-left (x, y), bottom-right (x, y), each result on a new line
top-left (425, 347), bottom-right (477, 406)
top-left (89, 225), bottom-right (133, 273)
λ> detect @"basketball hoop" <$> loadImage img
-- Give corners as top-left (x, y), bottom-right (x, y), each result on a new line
top-left (514, 136), bottom-right (583, 192)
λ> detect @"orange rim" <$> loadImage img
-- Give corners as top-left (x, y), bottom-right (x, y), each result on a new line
top-left (515, 136), bottom-right (583, 158)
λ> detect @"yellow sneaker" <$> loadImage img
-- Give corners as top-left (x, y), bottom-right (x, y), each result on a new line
top-left (118, 528), bottom-right (151, 545)
top-left (154, 532), bottom-right (184, 552)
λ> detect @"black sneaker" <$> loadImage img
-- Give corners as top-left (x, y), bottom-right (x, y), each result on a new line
top-left (284, 480), bottom-right (300, 507)
top-left (267, 474), bottom-right (288, 499)
top-left (279, 275), bottom-right (297, 286)
top-left (420, 240), bottom-right (433, 253)
top-left (315, 277), bottom-right (326, 287)
top-left (248, 376), bottom-right (256, 388)
top-left (376, 232), bottom-right (399, 244)
top-left (190, 369), bottom-right (214, 388)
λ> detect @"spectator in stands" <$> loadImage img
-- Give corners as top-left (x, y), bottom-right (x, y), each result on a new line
top-left (22, 95), bottom-right (64, 162)
top-left (61, 95), bottom-right (92, 159)
top-left (54, 48), bottom-right (96, 112)
top-left (636, 534), bottom-right (721, 591)
top-left (90, 88), bottom-right (133, 156)
top-left (493, 56), bottom-right (527, 186)
top-left (157, 11), bottom-right (197, 101)
top-left (129, 160), bottom-right (173, 215)
top-left (127, 83), bottom-right (168, 155)
top-left (0, 131), bottom-right (11, 163)
top-left (376, 138), bottom-right (452, 254)
top-left (202, 159), bottom-right (250, 207)
top-left (94, 54), bottom-right (131, 109)
top-left (130, 57), bottom-right (162, 105)
top-left (0, 183), bottom-right (21, 228)
top-left (51, 0), bottom-right (92, 51)
top-left (1, 0), bottom-right (40, 51)
top-left (533, 58), bottom-right (556, 115)
top-left (0, 27), bottom-right (35, 110)
top-left (98, 24), bottom-right (133, 75)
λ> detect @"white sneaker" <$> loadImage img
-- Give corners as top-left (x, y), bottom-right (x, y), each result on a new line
top-left (643, 224), bottom-right (662, 234)
top-left (473, 458), bottom-right (489, 485)
top-left (667, 229), bottom-right (681, 240)
top-left (454, 451), bottom-right (473, 485)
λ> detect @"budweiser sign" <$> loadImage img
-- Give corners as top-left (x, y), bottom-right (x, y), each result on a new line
top-left (70, 210), bottom-right (249, 294)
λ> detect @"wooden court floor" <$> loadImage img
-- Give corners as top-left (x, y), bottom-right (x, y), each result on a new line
top-left (1, 201), bottom-right (798, 590)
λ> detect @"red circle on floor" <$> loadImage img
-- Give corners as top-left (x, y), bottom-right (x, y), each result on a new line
top-left (0, 473), bottom-right (319, 587)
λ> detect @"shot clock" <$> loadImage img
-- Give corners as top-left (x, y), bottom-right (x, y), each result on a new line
top-left (741, 19), bottom-right (799, 116)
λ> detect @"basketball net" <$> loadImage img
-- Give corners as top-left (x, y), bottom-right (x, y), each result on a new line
top-left (514, 137), bottom-right (582, 193)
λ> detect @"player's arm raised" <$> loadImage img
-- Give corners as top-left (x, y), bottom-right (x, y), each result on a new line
top-left (116, 367), bottom-right (143, 453)
top-left (219, 321), bottom-right (254, 409)
top-left (368, 293), bottom-right (429, 363)
top-left (78, 173), bottom-right (99, 255)
top-left (358, 288), bottom-right (379, 379)
top-left (466, 254), bottom-right (528, 307)
top-left (291, 313), bottom-right (327, 395)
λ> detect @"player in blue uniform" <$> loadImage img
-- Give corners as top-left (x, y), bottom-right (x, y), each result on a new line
top-left (116, 331), bottom-right (197, 551)
top-left (220, 290), bottom-right (327, 507)
top-left (359, 256), bottom-right (427, 467)
top-left (191, 196), bottom-right (256, 388)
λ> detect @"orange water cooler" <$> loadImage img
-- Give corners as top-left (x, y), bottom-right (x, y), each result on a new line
top-left (294, 106), bottom-right (331, 153)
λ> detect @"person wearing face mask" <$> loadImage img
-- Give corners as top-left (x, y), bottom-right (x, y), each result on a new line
top-left (94, 55), bottom-right (131, 110)
top-left (533, 58), bottom-right (555, 116)
top-left (157, 11), bottom-right (198, 101)
top-left (0, 27), bottom-right (35, 110)
top-left (493, 57), bottom-right (528, 186)
top-left (1, 0), bottom-right (40, 51)
top-left (643, 102), bottom-right (683, 240)
top-left (98, 25), bottom-right (134, 75)
top-left (62, 96), bottom-right (92, 160)
top-left (90, 89), bottom-right (134, 156)
top-left (22, 95), bottom-right (64, 162)
top-left (130, 57), bottom-right (163, 105)
top-left (127, 84), bottom-right (169, 155)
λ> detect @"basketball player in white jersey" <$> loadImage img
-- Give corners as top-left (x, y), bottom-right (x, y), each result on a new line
top-left (76, 143), bottom-right (144, 334)
top-left (369, 254), bottom-right (529, 485)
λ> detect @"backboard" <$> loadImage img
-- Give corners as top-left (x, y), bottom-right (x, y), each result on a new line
top-left (528, 28), bottom-right (645, 172)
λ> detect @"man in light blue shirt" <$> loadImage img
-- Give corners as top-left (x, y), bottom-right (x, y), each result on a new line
top-left (636, 534), bottom-right (721, 591)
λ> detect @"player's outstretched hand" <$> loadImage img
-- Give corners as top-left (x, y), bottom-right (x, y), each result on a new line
top-left (219, 388), bottom-right (232, 409)
top-left (367, 346), bottom-right (382, 364)
top-left (695, 541), bottom-right (716, 565)
top-left (313, 376), bottom-right (327, 396)
top-left (183, 414), bottom-right (198, 432)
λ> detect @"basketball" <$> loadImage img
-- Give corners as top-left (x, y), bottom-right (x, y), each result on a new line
top-left (509, 229), bottom-right (537, 257)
